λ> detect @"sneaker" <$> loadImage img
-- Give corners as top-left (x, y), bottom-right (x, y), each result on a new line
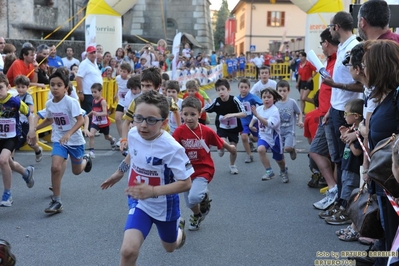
top-left (188, 214), bottom-right (202, 231)
top-left (313, 186), bottom-right (338, 210)
top-left (176, 218), bottom-right (186, 249)
top-left (318, 202), bottom-right (340, 219)
top-left (116, 139), bottom-right (121, 147)
top-left (0, 192), bottom-right (12, 207)
top-left (44, 199), bottom-right (63, 214)
top-left (319, 177), bottom-right (327, 186)
top-left (95, 132), bottom-right (100, 137)
top-left (249, 142), bottom-right (257, 152)
top-left (244, 155), bottom-right (254, 163)
top-left (262, 170), bottom-right (275, 181)
top-left (35, 147), bottom-right (43, 162)
top-left (308, 172), bottom-right (321, 188)
top-left (325, 207), bottom-right (352, 225)
top-left (289, 149), bottom-right (297, 160)
top-left (110, 138), bottom-right (117, 150)
top-left (200, 192), bottom-right (212, 220)
top-left (83, 154), bottom-right (92, 173)
top-left (24, 166), bottom-right (35, 188)
top-left (0, 239), bottom-right (17, 266)
top-left (229, 165), bottom-right (238, 174)
top-left (89, 150), bottom-right (96, 159)
top-left (280, 167), bottom-right (289, 183)
top-left (218, 148), bottom-right (225, 157)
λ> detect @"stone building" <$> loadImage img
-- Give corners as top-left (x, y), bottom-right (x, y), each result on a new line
top-left (0, 0), bottom-right (214, 54)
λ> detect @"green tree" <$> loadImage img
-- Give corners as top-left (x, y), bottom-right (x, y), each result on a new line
top-left (214, 0), bottom-right (230, 50)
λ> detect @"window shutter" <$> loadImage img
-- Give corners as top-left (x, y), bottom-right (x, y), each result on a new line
top-left (267, 11), bottom-right (271, 26)
top-left (281, 12), bottom-right (285, 27)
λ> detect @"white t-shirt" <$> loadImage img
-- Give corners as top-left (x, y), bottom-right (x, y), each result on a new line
top-left (169, 98), bottom-right (183, 134)
top-left (0, 54), bottom-right (4, 71)
top-left (77, 58), bottom-right (102, 94)
top-left (123, 90), bottom-right (141, 112)
top-left (62, 57), bottom-right (80, 71)
top-left (127, 128), bottom-right (194, 221)
top-left (45, 95), bottom-right (85, 145)
top-left (116, 75), bottom-right (129, 107)
top-left (253, 104), bottom-right (281, 148)
top-left (252, 57), bottom-right (264, 68)
top-left (250, 79), bottom-right (277, 98)
top-left (331, 35), bottom-right (363, 111)
top-left (182, 48), bottom-right (191, 58)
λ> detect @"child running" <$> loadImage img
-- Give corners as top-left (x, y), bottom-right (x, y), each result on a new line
top-left (236, 78), bottom-right (262, 163)
top-left (165, 80), bottom-right (183, 134)
top-left (250, 66), bottom-right (277, 98)
top-left (205, 78), bottom-right (246, 174)
top-left (87, 83), bottom-right (116, 158)
top-left (101, 91), bottom-right (193, 265)
top-left (115, 62), bottom-right (132, 146)
top-left (0, 73), bottom-right (36, 207)
top-left (173, 97), bottom-right (236, 231)
top-left (249, 88), bottom-right (288, 183)
top-left (275, 80), bottom-right (303, 161)
top-left (123, 75), bottom-right (142, 112)
top-left (35, 70), bottom-right (92, 214)
top-left (14, 75), bottom-right (43, 161)
top-left (183, 80), bottom-right (207, 125)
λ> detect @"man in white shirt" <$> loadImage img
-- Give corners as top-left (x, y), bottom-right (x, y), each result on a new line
top-left (62, 47), bottom-right (80, 71)
top-left (76, 46), bottom-right (103, 119)
top-left (252, 54), bottom-right (264, 80)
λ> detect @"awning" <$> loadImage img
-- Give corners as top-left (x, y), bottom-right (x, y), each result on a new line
top-left (182, 33), bottom-right (202, 48)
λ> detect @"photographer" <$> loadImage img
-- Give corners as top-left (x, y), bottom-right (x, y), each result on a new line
top-left (139, 44), bottom-right (158, 67)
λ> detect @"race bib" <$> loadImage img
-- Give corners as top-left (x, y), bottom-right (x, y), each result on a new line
top-left (53, 113), bottom-right (72, 131)
top-left (92, 115), bottom-right (108, 125)
top-left (129, 169), bottom-right (161, 187)
top-left (219, 115), bottom-right (237, 129)
top-left (242, 101), bottom-right (252, 116)
top-left (0, 118), bottom-right (16, 138)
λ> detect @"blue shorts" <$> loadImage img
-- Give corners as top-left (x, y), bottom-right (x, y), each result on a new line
top-left (227, 68), bottom-right (233, 75)
top-left (52, 142), bottom-right (85, 164)
top-left (241, 124), bottom-right (258, 137)
top-left (240, 66), bottom-right (245, 71)
top-left (125, 207), bottom-right (179, 243)
top-left (258, 138), bottom-right (283, 161)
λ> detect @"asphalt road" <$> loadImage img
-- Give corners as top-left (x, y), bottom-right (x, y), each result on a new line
top-left (0, 80), bottom-right (365, 266)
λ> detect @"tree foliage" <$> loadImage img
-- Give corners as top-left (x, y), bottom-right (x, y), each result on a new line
top-left (213, 0), bottom-right (230, 50)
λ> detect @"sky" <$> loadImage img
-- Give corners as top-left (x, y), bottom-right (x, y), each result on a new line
top-left (210, 0), bottom-right (240, 11)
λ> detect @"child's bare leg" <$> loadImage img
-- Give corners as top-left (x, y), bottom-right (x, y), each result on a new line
top-left (229, 142), bottom-right (237, 165)
top-left (89, 128), bottom-right (97, 149)
top-left (241, 133), bottom-right (252, 156)
top-left (71, 156), bottom-right (89, 175)
top-left (0, 149), bottom-right (12, 190)
top-left (258, 146), bottom-right (271, 169)
top-left (120, 229), bottom-right (144, 266)
top-left (276, 159), bottom-right (286, 172)
top-left (104, 134), bottom-right (114, 142)
top-left (50, 155), bottom-right (67, 197)
top-left (115, 111), bottom-right (123, 138)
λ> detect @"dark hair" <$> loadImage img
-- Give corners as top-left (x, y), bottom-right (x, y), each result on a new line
top-left (259, 66), bottom-right (270, 73)
top-left (0, 72), bottom-right (9, 87)
top-left (363, 40), bottom-right (399, 102)
top-left (182, 96), bottom-right (202, 113)
top-left (91, 83), bottom-right (102, 91)
top-left (119, 62), bottom-right (132, 73)
top-left (141, 67), bottom-right (162, 89)
top-left (161, 73), bottom-right (170, 81)
top-left (3, 54), bottom-right (17, 74)
top-left (3, 43), bottom-right (16, 54)
top-left (49, 71), bottom-right (69, 88)
top-left (36, 55), bottom-right (48, 65)
top-left (345, 99), bottom-right (364, 117)
top-left (332, 11), bottom-right (354, 31)
top-left (215, 78), bottom-right (230, 90)
top-left (127, 75), bottom-right (141, 90)
top-left (166, 80), bottom-right (180, 93)
top-left (238, 78), bottom-right (251, 88)
top-left (115, 47), bottom-right (125, 58)
top-left (70, 63), bottom-right (78, 71)
top-left (14, 75), bottom-right (30, 87)
top-left (359, 0), bottom-right (389, 29)
top-left (277, 80), bottom-right (290, 90)
top-left (65, 47), bottom-right (74, 53)
top-left (320, 28), bottom-right (340, 46)
top-left (349, 42), bottom-right (364, 69)
top-left (299, 52), bottom-right (307, 57)
top-left (260, 88), bottom-right (282, 103)
top-left (19, 46), bottom-right (35, 60)
top-left (134, 90), bottom-right (170, 119)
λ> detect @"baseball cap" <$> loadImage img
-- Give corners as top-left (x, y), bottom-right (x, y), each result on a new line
top-left (86, 46), bottom-right (96, 53)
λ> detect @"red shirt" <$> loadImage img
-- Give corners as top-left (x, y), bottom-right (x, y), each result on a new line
top-left (173, 124), bottom-right (224, 182)
top-left (304, 108), bottom-right (322, 140)
top-left (318, 53), bottom-right (336, 115)
top-left (183, 92), bottom-right (207, 121)
top-left (263, 55), bottom-right (272, 66)
top-left (378, 30), bottom-right (399, 43)
top-left (6, 59), bottom-right (35, 87)
top-left (298, 60), bottom-right (316, 81)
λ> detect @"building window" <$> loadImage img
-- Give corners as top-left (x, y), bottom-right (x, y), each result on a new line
top-left (267, 11), bottom-right (285, 27)
top-left (239, 42), bottom-right (244, 55)
top-left (240, 14), bottom-right (245, 30)
top-left (167, 18), bottom-right (176, 28)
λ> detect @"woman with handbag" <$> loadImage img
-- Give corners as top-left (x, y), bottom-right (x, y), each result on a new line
top-left (362, 40), bottom-right (399, 264)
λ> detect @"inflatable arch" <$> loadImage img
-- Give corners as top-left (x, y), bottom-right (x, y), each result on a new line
top-left (85, 0), bottom-right (137, 53)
